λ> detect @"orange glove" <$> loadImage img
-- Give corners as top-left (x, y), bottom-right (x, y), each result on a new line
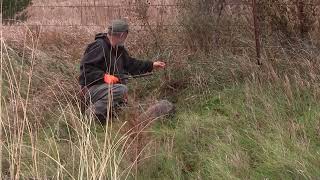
top-left (104, 74), bottom-right (119, 84)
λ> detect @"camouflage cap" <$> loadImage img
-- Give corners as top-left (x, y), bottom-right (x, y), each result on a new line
top-left (108, 19), bottom-right (129, 34)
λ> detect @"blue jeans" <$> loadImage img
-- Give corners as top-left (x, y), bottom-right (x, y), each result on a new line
top-left (85, 83), bottom-right (128, 119)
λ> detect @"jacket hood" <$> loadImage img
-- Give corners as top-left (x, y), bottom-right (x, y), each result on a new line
top-left (95, 33), bottom-right (107, 40)
top-left (95, 33), bottom-right (127, 51)
top-left (94, 33), bottom-right (113, 48)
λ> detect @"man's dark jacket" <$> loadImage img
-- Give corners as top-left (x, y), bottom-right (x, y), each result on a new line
top-left (79, 33), bottom-right (153, 87)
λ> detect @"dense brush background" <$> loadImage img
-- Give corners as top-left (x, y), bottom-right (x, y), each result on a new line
top-left (1, 0), bottom-right (320, 179)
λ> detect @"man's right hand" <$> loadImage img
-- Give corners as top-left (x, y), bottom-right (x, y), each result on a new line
top-left (104, 74), bottom-right (120, 84)
top-left (153, 61), bottom-right (166, 70)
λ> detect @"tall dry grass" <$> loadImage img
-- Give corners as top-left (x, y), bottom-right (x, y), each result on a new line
top-left (1, 23), bottom-right (168, 179)
top-left (1, 17), bottom-right (177, 178)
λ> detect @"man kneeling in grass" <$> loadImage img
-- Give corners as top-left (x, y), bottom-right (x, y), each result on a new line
top-left (79, 19), bottom-right (166, 124)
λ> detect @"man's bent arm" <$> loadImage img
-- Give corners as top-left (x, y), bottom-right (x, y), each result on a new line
top-left (124, 53), bottom-right (153, 75)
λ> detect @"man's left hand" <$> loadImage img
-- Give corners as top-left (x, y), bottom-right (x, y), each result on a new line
top-left (153, 61), bottom-right (166, 69)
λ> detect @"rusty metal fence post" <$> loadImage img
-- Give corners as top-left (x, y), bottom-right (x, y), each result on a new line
top-left (252, 0), bottom-right (262, 65)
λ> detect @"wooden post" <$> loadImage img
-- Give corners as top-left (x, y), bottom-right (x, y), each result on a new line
top-left (252, 0), bottom-right (262, 65)
top-left (80, 0), bottom-right (83, 25)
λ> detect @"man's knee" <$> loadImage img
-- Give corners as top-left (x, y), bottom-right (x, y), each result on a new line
top-left (112, 84), bottom-right (128, 98)
top-left (86, 83), bottom-right (128, 111)
top-left (113, 84), bottom-right (128, 96)
top-left (111, 84), bottom-right (128, 106)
